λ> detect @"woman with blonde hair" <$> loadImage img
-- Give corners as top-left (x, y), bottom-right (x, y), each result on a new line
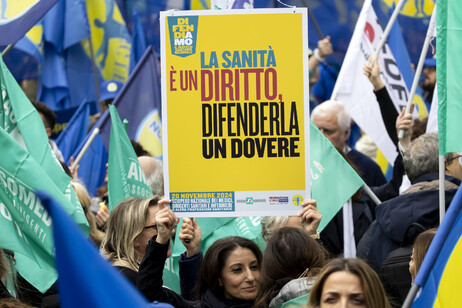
top-left (100, 196), bottom-right (173, 284)
top-left (70, 180), bottom-right (105, 246)
top-left (308, 258), bottom-right (390, 308)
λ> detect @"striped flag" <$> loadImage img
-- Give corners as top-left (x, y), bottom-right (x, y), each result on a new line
top-left (411, 186), bottom-right (462, 307)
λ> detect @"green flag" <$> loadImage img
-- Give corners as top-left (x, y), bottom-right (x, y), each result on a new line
top-left (0, 56), bottom-right (88, 292)
top-left (0, 128), bottom-right (89, 292)
top-left (437, 0), bottom-right (462, 154)
top-left (108, 105), bottom-right (153, 211)
top-left (310, 121), bottom-right (365, 231)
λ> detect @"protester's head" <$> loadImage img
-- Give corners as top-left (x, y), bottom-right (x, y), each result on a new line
top-left (99, 80), bottom-right (123, 112)
top-left (31, 100), bottom-right (56, 138)
top-left (196, 236), bottom-right (262, 302)
top-left (131, 140), bottom-right (151, 157)
top-left (422, 58), bottom-right (436, 92)
top-left (411, 117), bottom-right (428, 141)
top-left (138, 156), bottom-right (164, 196)
top-left (0, 250), bottom-right (10, 287)
top-left (444, 152), bottom-right (462, 181)
top-left (71, 179), bottom-right (104, 246)
top-left (101, 196), bottom-right (162, 271)
top-left (311, 100), bottom-right (351, 149)
top-left (308, 258), bottom-right (390, 308)
top-left (260, 216), bottom-right (289, 242)
top-left (403, 133), bottom-right (439, 182)
top-left (409, 229), bottom-right (436, 282)
top-left (0, 298), bottom-right (35, 308)
top-left (261, 214), bottom-right (318, 242)
top-left (254, 227), bottom-right (327, 308)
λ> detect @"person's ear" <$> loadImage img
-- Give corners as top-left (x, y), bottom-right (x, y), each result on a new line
top-left (46, 127), bottom-right (52, 138)
top-left (218, 278), bottom-right (223, 286)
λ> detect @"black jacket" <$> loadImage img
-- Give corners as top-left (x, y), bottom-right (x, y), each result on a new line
top-left (137, 236), bottom-right (254, 308)
top-left (358, 174), bottom-right (460, 271)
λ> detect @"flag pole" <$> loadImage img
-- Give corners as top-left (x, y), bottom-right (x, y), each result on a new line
top-left (439, 155), bottom-right (446, 223)
top-left (70, 127), bottom-right (100, 170)
top-left (362, 183), bottom-right (381, 205)
top-left (402, 284), bottom-right (420, 308)
top-left (398, 7), bottom-right (436, 139)
top-left (302, 0), bottom-right (324, 39)
top-left (1, 44), bottom-right (15, 57)
top-left (371, 0), bottom-right (405, 61)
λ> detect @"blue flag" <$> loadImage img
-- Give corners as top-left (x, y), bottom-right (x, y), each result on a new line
top-left (10, 0), bottom-right (92, 110)
top-left (56, 100), bottom-right (97, 162)
top-left (0, 0), bottom-right (58, 45)
top-left (98, 46), bottom-right (162, 159)
top-left (71, 129), bottom-right (108, 197)
top-left (37, 192), bottom-right (160, 308)
top-left (130, 9), bottom-right (147, 73)
top-left (411, 186), bottom-right (462, 307)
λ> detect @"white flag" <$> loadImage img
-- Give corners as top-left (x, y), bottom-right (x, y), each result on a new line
top-left (331, 0), bottom-right (413, 165)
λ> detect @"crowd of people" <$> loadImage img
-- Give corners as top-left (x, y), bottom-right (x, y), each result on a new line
top-left (0, 28), bottom-right (457, 308)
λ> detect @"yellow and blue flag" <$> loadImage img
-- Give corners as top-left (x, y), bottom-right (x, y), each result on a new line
top-left (411, 186), bottom-right (462, 307)
top-left (0, 0), bottom-right (57, 45)
top-left (85, 0), bottom-right (131, 83)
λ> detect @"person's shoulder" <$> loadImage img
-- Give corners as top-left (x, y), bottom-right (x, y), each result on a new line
top-left (114, 266), bottom-right (138, 285)
top-left (347, 149), bottom-right (379, 167)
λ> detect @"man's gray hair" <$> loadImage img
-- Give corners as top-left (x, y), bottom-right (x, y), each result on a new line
top-left (403, 133), bottom-right (439, 182)
top-left (311, 100), bottom-right (351, 133)
top-left (138, 156), bottom-right (164, 196)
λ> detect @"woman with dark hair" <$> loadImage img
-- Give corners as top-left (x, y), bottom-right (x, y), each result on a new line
top-left (308, 258), bottom-right (391, 308)
top-left (254, 227), bottom-right (327, 308)
top-left (137, 204), bottom-right (263, 307)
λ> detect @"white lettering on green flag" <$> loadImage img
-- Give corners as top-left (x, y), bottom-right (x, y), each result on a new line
top-left (437, 0), bottom-right (462, 154)
top-left (0, 128), bottom-right (88, 292)
top-left (108, 105), bottom-right (153, 211)
top-left (0, 56), bottom-right (88, 292)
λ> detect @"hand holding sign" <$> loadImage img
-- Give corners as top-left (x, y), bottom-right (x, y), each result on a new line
top-left (298, 199), bottom-right (321, 236)
top-left (179, 217), bottom-right (202, 257)
top-left (155, 199), bottom-right (177, 245)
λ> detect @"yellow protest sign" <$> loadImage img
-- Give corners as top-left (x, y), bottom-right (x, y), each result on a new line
top-left (160, 9), bottom-right (310, 217)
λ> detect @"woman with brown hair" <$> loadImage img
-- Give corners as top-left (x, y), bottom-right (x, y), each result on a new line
top-left (308, 258), bottom-right (391, 308)
top-left (409, 229), bottom-right (436, 283)
top-left (254, 227), bottom-right (327, 308)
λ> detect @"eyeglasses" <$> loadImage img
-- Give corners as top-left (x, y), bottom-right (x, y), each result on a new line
top-left (447, 154), bottom-right (462, 164)
top-left (144, 224), bottom-right (157, 231)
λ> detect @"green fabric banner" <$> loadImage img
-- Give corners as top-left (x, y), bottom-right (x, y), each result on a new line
top-left (0, 128), bottom-right (88, 292)
top-left (107, 105), bottom-right (153, 211)
top-left (0, 56), bottom-right (88, 292)
top-left (310, 121), bottom-right (364, 231)
top-left (437, 0), bottom-right (462, 154)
